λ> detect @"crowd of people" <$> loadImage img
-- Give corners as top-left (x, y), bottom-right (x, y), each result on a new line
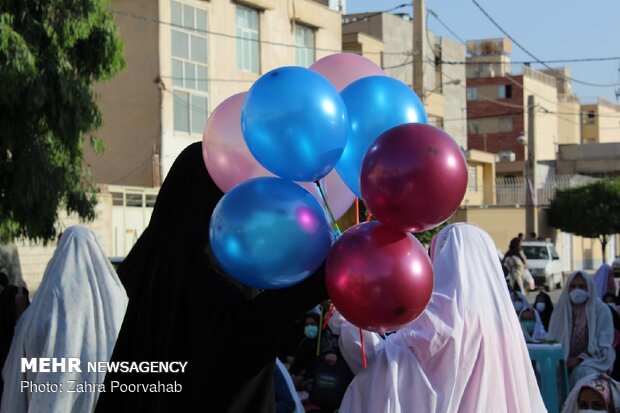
top-left (0, 142), bottom-right (619, 412)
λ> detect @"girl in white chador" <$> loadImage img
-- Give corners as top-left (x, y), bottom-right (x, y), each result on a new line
top-left (548, 271), bottom-right (615, 388)
top-left (331, 223), bottom-right (545, 413)
top-left (1, 226), bottom-right (128, 413)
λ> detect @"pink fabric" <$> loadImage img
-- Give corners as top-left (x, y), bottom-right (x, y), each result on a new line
top-left (336, 224), bottom-right (545, 413)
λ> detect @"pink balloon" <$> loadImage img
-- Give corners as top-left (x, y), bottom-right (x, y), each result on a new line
top-left (326, 222), bottom-right (434, 333)
top-left (361, 124), bottom-right (468, 233)
top-left (202, 92), bottom-right (271, 192)
top-left (310, 53), bottom-right (386, 92)
top-left (203, 92), bottom-right (353, 220)
top-left (300, 172), bottom-right (355, 222)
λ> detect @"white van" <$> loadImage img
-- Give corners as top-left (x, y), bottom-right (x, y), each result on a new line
top-left (521, 241), bottom-right (564, 291)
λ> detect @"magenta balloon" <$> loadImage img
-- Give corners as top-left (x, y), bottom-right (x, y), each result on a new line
top-left (326, 222), bottom-right (433, 333)
top-left (310, 53), bottom-right (386, 92)
top-left (202, 92), bottom-right (272, 192)
top-left (361, 123), bottom-right (468, 233)
top-left (299, 171), bottom-right (356, 221)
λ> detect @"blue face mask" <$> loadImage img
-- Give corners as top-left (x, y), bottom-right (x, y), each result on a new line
top-left (535, 302), bottom-right (546, 313)
top-left (304, 325), bottom-right (318, 339)
top-left (520, 320), bottom-right (536, 335)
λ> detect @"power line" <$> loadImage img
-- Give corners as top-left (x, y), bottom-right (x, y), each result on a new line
top-left (342, 4), bottom-right (410, 26)
top-left (469, 0), bottom-right (620, 88)
top-left (427, 9), bottom-right (466, 45)
top-left (111, 9), bottom-right (409, 56)
top-left (438, 56), bottom-right (620, 65)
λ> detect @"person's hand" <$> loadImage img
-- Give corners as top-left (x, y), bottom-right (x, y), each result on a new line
top-left (566, 357), bottom-right (582, 371)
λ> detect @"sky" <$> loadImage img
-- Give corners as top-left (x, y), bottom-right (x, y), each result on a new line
top-left (346, 0), bottom-right (620, 103)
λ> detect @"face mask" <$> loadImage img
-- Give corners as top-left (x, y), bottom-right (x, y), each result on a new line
top-left (521, 320), bottom-right (536, 335)
top-left (535, 302), bottom-right (546, 313)
top-left (513, 301), bottom-right (525, 313)
top-left (304, 325), bottom-right (318, 339)
top-left (570, 289), bottom-right (589, 305)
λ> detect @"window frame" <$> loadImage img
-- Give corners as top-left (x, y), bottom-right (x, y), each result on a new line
top-left (294, 23), bottom-right (315, 67)
top-left (236, 5), bottom-right (260, 73)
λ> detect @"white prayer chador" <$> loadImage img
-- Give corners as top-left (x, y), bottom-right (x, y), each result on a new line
top-left (1, 226), bottom-right (128, 413)
top-left (335, 223), bottom-right (546, 413)
top-left (275, 359), bottom-right (304, 413)
top-left (547, 271), bottom-right (615, 388)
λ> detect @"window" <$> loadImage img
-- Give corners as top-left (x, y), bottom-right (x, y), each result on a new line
top-left (523, 246), bottom-right (549, 260)
top-left (466, 87), bottom-right (478, 101)
top-left (171, 1), bottom-right (208, 135)
top-left (467, 120), bottom-right (479, 134)
top-left (236, 5), bottom-right (259, 73)
top-left (582, 110), bottom-right (596, 125)
top-left (499, 117), bottom-right (513, 132)
top-left (498, 84), bottom-right (512, 99)
top-left (294, 24), bottom-right (315, 67)
top-left (467, 165), bottom-right (478, 191)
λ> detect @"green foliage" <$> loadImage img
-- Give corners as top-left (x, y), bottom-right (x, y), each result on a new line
top-left (0, 0), bottom-right (124, 242)
top-left (549, 179), bottom-right (620, 238)
top-left (549, 179), bottom-right (620, 261)
top-left (413, 222), bottom-right (448, 246)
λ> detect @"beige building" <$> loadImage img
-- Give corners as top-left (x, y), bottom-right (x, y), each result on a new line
top-left (87, 0), bottom-right (344, 187)
top-left (341, 11), bottom-right (468, 149)
top-left (581, 98), bottom-right (620, 144)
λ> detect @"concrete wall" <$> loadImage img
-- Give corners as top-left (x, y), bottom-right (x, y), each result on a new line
top-left (441, 37), bottom-right (467, 149)
top-left (557, 96), bottom-right (581, 145)
top-left (523, 70), bottom-right (558, 162)
top-left (88, 0), bottom-right (161, 187)
top-left (581, 99), bottom-right (620, 144)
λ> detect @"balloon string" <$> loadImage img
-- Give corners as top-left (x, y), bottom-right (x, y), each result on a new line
top-left (322, 304), bottom-right (335, 330)
top-left (314, 181), bottom-right (341, 236)
top-left (359, 328), bottom-right (367, 369)
top-left (355, 198), bottom-right (360, 225)
top-left (316, 306), bottom-right (324, 357)
top-left (365, 211), bottom-right (373, 222)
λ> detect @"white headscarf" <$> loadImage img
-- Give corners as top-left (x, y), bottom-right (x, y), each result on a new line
top-left (547, 271), bottom-right (615, 387)
top-left (519, 307), bottom-right (548, 341)
top-left (275, 358), bottom-right (304, 413)
top-left (593, 264), bottom-right (614, 300)
top-left (1, 226), bottom-right (128, 413)
top-left (336, 223), bottom-right (546, 413)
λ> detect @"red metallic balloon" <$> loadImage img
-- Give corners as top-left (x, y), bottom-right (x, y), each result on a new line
top-left (360, 123), bottom-right (468, 233)
top-left (326, 222), bottom-right (433, 333)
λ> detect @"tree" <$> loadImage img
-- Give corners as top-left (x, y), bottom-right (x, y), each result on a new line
top-left (549, 179), bottom-right (620, 263)
top-left (0, 0), bottom-right (124, 242)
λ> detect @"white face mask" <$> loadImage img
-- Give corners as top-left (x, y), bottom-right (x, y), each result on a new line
top-left (513, 300), bottom-right (525, 313)
top-left (570, 289), bottom-right (589, 305)
top-left (535, 302), bottom-right (546, 313)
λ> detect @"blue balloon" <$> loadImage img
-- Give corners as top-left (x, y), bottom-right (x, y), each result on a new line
top-left (209, 177), bottom-right (332, 289)
top-left (336, 76), bottom-right (427, 197)
top-left (241, 67), bottom-right (348, 182)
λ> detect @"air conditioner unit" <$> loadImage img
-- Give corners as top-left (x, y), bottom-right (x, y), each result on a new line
top-left (497, 151), bottom-right (516, 162)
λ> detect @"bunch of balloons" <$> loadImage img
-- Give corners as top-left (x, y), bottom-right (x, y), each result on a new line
top-left (203, 52), bottom-right (468, 334)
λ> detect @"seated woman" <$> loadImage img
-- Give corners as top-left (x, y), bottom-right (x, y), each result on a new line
top-left (534, 291), bottom-right (554, 331)
top-left (561, 373), bottom-right (620, 413)
top-left (519, 307), bottom-right (547, 342)
top-left (332, 223), bottom-right (545, 412)
top-left (548, 271), bottom-right (615, 388)
top-left (1, 226), bottom-right (128, 412)
top-left (593, 264), bottom-right (616, 300)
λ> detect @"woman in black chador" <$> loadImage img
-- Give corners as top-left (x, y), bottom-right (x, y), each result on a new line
top-left (96, 142), bottom-right (328, 413)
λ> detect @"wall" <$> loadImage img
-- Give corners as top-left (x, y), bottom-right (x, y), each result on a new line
top-left (87, 0), bottom-right (162, 187)
top-left (159, 0), bottom-right (343, 178)
top-left (557, 96), bottom-right (581, 145)
top-left (440, 37), bottom-right (467, 148)
top-left (523, 70), bottom-right (558, 162)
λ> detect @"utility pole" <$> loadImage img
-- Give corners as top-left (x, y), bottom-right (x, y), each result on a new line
top-left (525, 95), bottom-right (537, 238)
top-left (413, 0), bottom-right (425, 99)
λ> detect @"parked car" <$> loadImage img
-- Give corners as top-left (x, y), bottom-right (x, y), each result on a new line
top-left (521, 241), bottom-right (564, 291)
top-left (613, 256), bottom-right (620, 278)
